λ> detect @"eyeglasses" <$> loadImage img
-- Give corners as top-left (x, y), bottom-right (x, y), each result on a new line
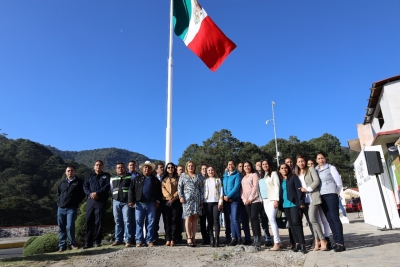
top-left (167, 166), bottom-right (174, 169)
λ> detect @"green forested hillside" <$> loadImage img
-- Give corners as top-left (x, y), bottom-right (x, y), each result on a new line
top-left (46, 146), bottom-right (158, 171)
top-left (0, 136), bottom-right (91, 226)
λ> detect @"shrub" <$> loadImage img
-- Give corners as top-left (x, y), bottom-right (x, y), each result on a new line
top-left (23, 233), bottom-right (58, 256)
top-left (23, 236), bottom-right (39, 249)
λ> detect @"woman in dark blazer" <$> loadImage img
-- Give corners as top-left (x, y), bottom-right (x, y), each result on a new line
top-left (278, 163), bottom-right (307, 254)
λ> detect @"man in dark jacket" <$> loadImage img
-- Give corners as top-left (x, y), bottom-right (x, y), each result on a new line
top-left (83, 160), bottom-right (110, 249)
top-left (128, 161), bottom-right (162, 247)
top-left (110, 162), bottom-right (133, 247)
top-left (57, 165), bottom-right (85, 252)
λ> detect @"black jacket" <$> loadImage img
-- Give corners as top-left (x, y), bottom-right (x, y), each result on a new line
top-left (57, 177), bottom-right (85, 208)
top-left (279, 174), bottom-right (305, 209)
top-left (83, 172), bottom-right (111, 204)
top-left (128, 174), bottom-right (162, 204)
top-left (111, 175), bottom-right (132, 202)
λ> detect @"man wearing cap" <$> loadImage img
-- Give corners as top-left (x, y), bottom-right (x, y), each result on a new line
top-left (128, 161), bottom-right (162, 247)
top-left (110, 162), bottom-right (133, 247)
top-left (83, 160), bottom-right (111, 249)
top-left (57, 165), bottom-right (85, 252)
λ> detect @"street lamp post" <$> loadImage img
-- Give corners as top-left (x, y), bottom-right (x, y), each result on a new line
top-left (266, 101), bottom-right (280, 168)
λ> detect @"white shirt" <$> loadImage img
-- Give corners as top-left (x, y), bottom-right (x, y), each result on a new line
top-left (298, 174), bottom-right (311, 203)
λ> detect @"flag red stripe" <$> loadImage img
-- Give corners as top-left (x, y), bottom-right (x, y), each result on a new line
top-left (187, 16), bottom-right (236, 71)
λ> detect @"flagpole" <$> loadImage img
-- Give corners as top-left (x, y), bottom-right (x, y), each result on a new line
top-left (165, 0), bottom-right (174, 164)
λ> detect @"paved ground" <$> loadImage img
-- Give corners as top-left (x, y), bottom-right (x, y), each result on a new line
top-left (0, 248), bottom-right (23, 259)
top-left (303, 212), bottom-right (400, 267)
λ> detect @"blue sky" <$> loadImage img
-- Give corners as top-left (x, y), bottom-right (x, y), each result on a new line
top-left (1, 0), bottom-right (399, 163)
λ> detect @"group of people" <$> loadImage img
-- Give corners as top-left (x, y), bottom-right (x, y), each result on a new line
top-left (56, 151), bottom-right (346, 254)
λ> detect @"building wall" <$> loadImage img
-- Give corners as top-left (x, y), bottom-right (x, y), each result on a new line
top-left (372, 80), bottom-right (400, 134)
top-left (357, 123), bottom-right (374, 147)
top-left (0, 225), bottom-right (58, 238)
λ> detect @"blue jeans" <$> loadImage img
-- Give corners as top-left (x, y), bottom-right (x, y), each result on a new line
top-left (321, 193), bottom-right (344, 245)
top-left (113, 200), bottom-right (133, 243)
top-left (135, 202), bottom-right (156, 244)
top-left (338, 196), bottom-right (347, 217)
top-left (57, 207), bottom-right (77, 249)
top-left (224, 200), bottom-right (241, 239)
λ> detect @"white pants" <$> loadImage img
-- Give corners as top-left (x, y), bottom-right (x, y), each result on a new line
top-left (263, 198), bottom-right (280, 244)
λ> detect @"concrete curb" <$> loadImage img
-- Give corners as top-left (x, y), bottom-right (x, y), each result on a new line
top-left (0, 242), bottom-right (25, 249)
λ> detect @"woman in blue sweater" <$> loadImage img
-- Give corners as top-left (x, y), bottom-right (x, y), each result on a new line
top-left (222, 160), bottom-right (242, 246)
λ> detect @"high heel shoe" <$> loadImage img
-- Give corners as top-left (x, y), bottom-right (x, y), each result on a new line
top-left (320, 239), bottom-right (328, 251)
top-left (313, 240), bottom-right (321, 251)
top-left (270, 243), bottom-right (282, 251)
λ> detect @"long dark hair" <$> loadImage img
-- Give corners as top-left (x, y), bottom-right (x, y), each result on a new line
top-left (277, 163), bottom-right (292, 180)
top-left (261, 159), bottom-right (272, 177)
top-left (164, 162), bottom-right (178, 179)
top-left (243, 161), bottom-right (254, 174)
top-left (295, 155), bottom-right (309, 176)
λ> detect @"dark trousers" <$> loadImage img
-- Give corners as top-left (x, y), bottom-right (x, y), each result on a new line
top-left (238, 200), bottom-right (251, 241)
top-left (151, 203), bottom-right (163, 241)
top-left (175, 203), bottom-right (183, 241)
top-left (204, 202), bottom-right (220, 237)
top-left (285, 206), bottom-right (305, 244)
top-left (199, 210), bottom-right (208, 241)
top-left (245, 202), bottom-right (262, 236)
top-left (85, 199), bottom-right (106, 246)
top-left (321, 193), bottom-right (344, 245)
top-left (223, 201), bottom-right (231, 238)
top-left (162, 200), bottom-right (180, 241)
top-left (301, 203), bottom-right (314, 236)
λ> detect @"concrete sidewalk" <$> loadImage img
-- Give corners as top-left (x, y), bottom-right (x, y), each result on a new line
top-left (303, 213), bottom-right (400, 267)
top-left (0, 237), bottom-right (29, 249)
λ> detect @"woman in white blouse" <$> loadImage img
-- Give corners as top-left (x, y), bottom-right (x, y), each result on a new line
top-left (261, 159), bottom-right (281, 251)
top-left (204, 166), bottom-right (223, 247)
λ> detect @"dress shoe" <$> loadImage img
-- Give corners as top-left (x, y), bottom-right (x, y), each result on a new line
top-left (58, 248), bottom-right (65, 252)
top-left (334, 244), bottom-right (346, 252)
top-left (170, 240), bottom-right (175, 247)
top-left (325, 237), bottom-right (332, 250)
top-left (224, 237), bottom-right (232, 244)
top-left (94, 243), bottom-right (102, 247)
top-left (292, 243), bottom-right (301, 252)
top-left (215, 237), bottom-right (220, 247)
top-left (201, 239), bottom-right (210, 245)
top-left (82, 245), bottom-right (93, 249)
top-left (242, 240), bottom-right (252, 245)
top-left (125, 242), bottom-right (132, 247)
top-left (228, 238), bottom-right (238, 246)
top-left (147, 242), bottom-right (154, 247)
top-left (165, 241), bottom-right (171, 246)
top-left (264, 240), bottom-right (273, 247)
top-left (69, 245), bottom-right (79, 250)
top-left (253, 236), bottom-right (262, 247)
top-left (136, 243), bottom-right (143, 247)
top-left (300, 244), bottom-right (308, 254)
top-left (111, 241), bottom-right (123, 246)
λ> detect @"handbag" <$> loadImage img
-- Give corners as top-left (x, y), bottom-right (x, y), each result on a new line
top-left (276, 210), bottom-right (289, 229)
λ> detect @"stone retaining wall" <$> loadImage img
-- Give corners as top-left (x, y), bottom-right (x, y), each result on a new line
top-left (0, 225), bottom-right (58, 238)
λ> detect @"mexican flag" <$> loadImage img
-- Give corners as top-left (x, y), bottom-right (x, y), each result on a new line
top-left (173, 0), bottom-right (236, 71)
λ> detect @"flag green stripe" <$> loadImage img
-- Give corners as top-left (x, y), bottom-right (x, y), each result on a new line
top-left (173, 0), bottom-right (192, 41)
